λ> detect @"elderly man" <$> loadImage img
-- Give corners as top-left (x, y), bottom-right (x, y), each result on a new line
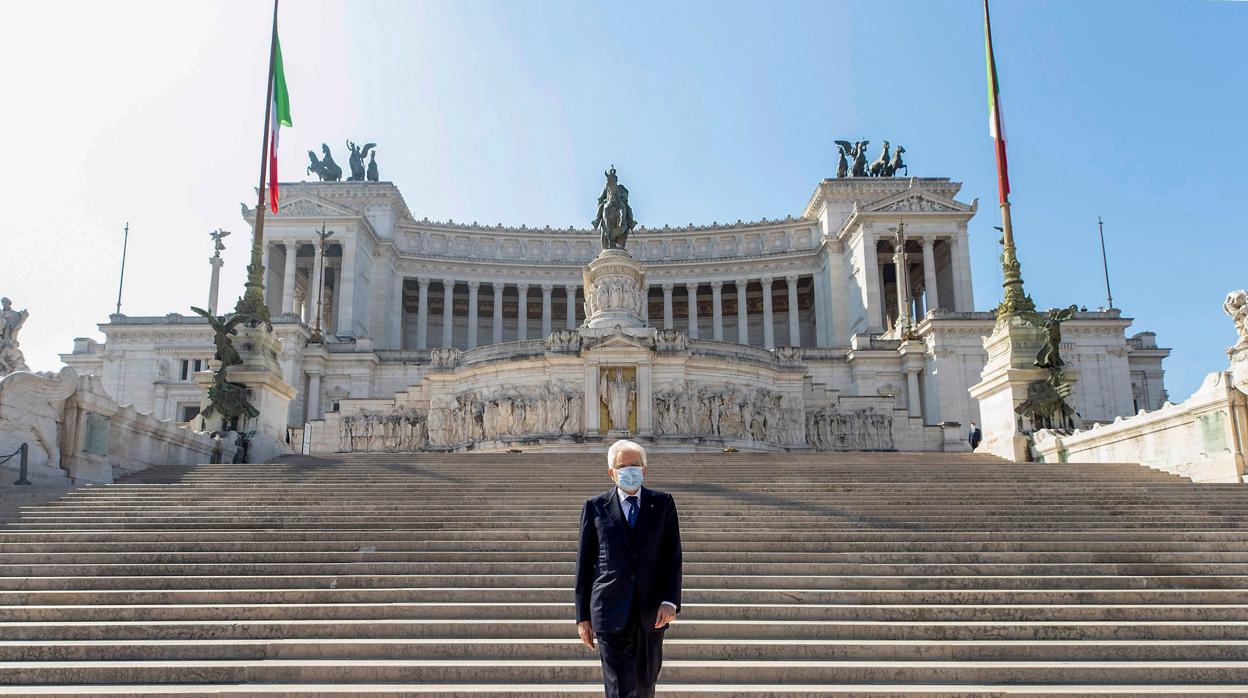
top-left (575, 439), bottom-right (683, 698)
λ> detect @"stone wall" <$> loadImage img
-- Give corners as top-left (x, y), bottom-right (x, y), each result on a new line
top-left (0, 368), bottom-right (223, 485)
top-left (1032, 371), bottom-right (1248, 483)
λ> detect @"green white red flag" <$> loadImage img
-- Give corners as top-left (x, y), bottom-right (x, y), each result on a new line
top-left (268, 32), bottom-right (292, 213)
top-left (983, 0), bottom-right (1009, 206)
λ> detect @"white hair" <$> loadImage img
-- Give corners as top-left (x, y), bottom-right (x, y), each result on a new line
top-left (607, 439), bottom-right (647, 468)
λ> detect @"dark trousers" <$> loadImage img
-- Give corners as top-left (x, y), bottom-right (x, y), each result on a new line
top-left (596, 592), bottom-right (666, 698)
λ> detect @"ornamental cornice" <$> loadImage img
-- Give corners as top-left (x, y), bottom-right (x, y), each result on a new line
top-left (405, 214), bottom-right (809, 237)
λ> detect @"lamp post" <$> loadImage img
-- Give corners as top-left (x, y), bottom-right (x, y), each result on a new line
top-left (309, 222), bottom-right (334, 344)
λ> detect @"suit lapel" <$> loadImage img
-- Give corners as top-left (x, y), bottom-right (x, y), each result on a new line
top-left (602, 487), bottom-right (637, 552)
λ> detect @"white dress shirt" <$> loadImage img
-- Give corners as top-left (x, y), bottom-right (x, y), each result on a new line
top-left (616, 485), bottom-right (678, 614)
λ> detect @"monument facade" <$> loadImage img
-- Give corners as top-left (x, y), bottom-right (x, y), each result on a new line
top-left (61, 170), bottom-right (1171, 453)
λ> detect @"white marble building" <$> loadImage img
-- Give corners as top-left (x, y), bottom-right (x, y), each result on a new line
top-left (62, 176), bottom-right (1169, 452)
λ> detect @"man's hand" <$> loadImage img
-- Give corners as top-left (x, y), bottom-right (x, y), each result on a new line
top-left (655, 603), bottom-right (676, 629)
top-left (577, 620), bottom-right (595, 650)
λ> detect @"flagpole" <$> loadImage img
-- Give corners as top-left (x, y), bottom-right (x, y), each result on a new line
top-left (984, 0), bottom-right (1034, 322)
top-left (1097, 216), bottom-right (1114, 310)
top-left (114, 222), bottom-right (129, 317)
top-left (236, 0), bottom-right (280, 324)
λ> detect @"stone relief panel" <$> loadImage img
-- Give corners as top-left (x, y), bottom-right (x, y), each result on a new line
top-left (805, 406), bottom-right (894, 451)
top-left (653, 381), bottom-right (806, 446)
top-left (339, 410), bottom-right (428, 453)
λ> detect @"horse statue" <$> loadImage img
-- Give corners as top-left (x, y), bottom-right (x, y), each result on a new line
top-left (591, 166), bottom-right (637, 250)
top-left (346, 140), bottom-right (376, 181)
top-left (869, 141), bottom-right (891, 177)
top-left (883, 145), bottom-right (907, 177)
top-left (366, 151), bottom-right (379, 182)
top-left (850, 140), bottom-right (870, 177)
top-left (307, 144), bottom-right (342, 181)
top-left (833, 141), bottom-right (852, 178)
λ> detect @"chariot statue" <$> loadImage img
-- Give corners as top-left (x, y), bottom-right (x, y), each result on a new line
top-left (346, 140), bottom-right (376, 181)
top-left (591, 166), bottom-right (636, 250)
top-left (307, 144), bottom-right (342, 182)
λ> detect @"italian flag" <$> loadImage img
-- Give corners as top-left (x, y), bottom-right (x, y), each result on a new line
top-left (268, 32), bottom-right (292, 213)
top-left (983, 0), bottom-right (1009, 206)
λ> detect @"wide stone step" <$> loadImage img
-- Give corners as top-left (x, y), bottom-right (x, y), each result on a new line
top-left (5, 658), bottom-right (1248, 685)
top-left (6, 619), bottom-right (1248, 641)
top-left (9, 638), bottom-right (1248, 662)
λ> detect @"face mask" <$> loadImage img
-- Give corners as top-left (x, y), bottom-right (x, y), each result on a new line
top-left (615, 466), bottom-right (643, 490)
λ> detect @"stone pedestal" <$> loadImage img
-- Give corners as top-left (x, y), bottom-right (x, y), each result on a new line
top-left (583, 248), bottom-right (646, 330)
top-left (968, 316), bottom-right (1051, 462)
top-left (196, 325), bottom-right (297, 463)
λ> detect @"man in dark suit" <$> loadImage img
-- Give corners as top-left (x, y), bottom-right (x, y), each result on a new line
top-left (968, 421), bottom-right (983, 451)
top-left (575, 439), bottom-right (683, 698)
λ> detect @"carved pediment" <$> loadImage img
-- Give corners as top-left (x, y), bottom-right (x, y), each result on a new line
top-left (582, 328), bottom-right (655, 352)
top-left (863, 189), bottom-right (971, 215)
top-left (275, 196), bottom-right (358, 218)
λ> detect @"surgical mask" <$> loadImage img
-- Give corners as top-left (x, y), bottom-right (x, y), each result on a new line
top-left (615, 466), bottom-right (643, 490)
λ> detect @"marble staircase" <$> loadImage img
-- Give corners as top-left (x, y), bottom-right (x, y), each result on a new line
top-left (3, 452), bottom-right (1248, 696)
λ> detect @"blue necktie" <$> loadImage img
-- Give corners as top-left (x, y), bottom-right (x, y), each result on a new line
top-left (625, 495), bottom-right (638, 529)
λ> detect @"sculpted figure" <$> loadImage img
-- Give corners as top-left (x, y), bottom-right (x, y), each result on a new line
top-left (1225, 290), bottom-right (1248, 348)
top-left (600, 368), bottom-right (635, 431)
top-left (307, 143), bottom-right (343, 181)
top-left (833, 141), bottom-right (852, 178)
top-left (869, 141), bottom-right (891, 177)
top-left (884, 145), bottom-right (907, 177)
top-left (591, 166), bottom-right (637, 250)
top-left (366, 151), bottom-right (379, 182)
top-left (0, 297), bottom-right (30, 374)
top-left (850, 140), bottom-right (870, 177)
top-left (346, 140), bottom-right (376, 181)
top-left (1033, 305), bottom-right (1078, 370)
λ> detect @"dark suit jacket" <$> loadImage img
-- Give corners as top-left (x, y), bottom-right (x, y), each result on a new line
top-left (575, 485), bottom-right (682, 634)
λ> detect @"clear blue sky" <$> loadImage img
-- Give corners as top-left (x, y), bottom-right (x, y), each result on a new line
top-left (2, 0), bottom-right (1243, 400)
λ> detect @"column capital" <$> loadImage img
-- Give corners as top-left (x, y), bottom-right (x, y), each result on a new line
top-left (760, 275), bottom-right (774, 286)
top-left (418, 278), bottom-right (431, 289)
top-left (735, 278), bottom-right (750, 287)
top-left (921, 237), bottom-right (935, 249)
top-left (785, 273), bottom-right (799, 284)
top-left (710, 280), bottom-right (723, 291)
top-left (443, 279), bottom-right (457, 289)
top-left (516, 283), bottom-right (529, 293)
top-left (541, 283), bottom-right (554, 294)
top-left (685, 281), bottom-right (699, 291)
top-left (467, 280), bottom-right (480, 291)
top-left (492, 283), bottom-right (505, 296)
top-left (661, 282), bottom-right (674, 292)
top-left (565, 283), bottom-right (578, 292)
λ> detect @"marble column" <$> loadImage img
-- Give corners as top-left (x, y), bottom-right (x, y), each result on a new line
top-left (736, 280), bottom-right (749, 345)
top-left (905, 368), bottom-right (923, 418)
top-left (208, 255), bottom-right (224, 316)
top-left (492, 284), bottom-right (504, 344)
top-left (685, 283), bottom-right (699, 339)
top-left (813, 267), bottom-right (829, 347)
top-left (306, 372), bottom-right (322, 421)
top-left (439, 280), bottom-right (454, 348)
top-left (641, 285), bottom-right (650, 326)
top-left (828, 249), bottom-right (849, 345)
top-left (785, 274), bottom-right (800, 347)
top-left (761, 277), bottom-right (775, 350)
top-left (516, 284), bottom-right (529, 341)
top-left (337, 239), bottom-right (355, 336)
top-left (662, 283), bottom-right (674, 330)
top-left (416, 278), bottom-right (430, 350)
top-left (861, 234), bottom-right (884, 333)
top-left (466, 281), bottom-right (480, 349)
top-left (281, 242), bottom-right (299, 315)
top-left (710, 281), bottom-right (724, 341)
top-left (922, 238), bottom-right (940, 312)
top-left (541, 284), bottom-right (553, 338)
top-left (565, 284), bottom-right (578, 330)
top-left (894, 239), bottom-right (911, 327)
top-left (949, 235), bottom-right (973, 311)
top-left (391, 274), bottom-right (404, 350)
top-left (307, 243), bottom-right (324, 325)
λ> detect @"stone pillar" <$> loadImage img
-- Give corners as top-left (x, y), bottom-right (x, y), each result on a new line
top-left (565, 284), bottom-right (578, 330)
top-left (894, 237), bottom-right (910, 327)
top-left (736, 280), bottom-right (749, 345)
top-left (466, 281), bottom-right (480, 349)
top-left (641, 285), bottom-right (650, 326)
top-left (813, 268), bottom-right (829, 347)
top-left (208, 255), bottom-right (224, 315)
top-left (281, 242), bottom-right (299, 315)
top-left (441, 280), bottom-right (455, 348)
top-left (637, 363), bottom-right (653, 436)
top-left (785, 274), bottom-right (800, 346)
top-left (761, 277), bottom-right (775, 350)
top-left (337, 239), bottom-right (355, 336)
top-left (584, 363), bottom-right (600, 434)
top-left (307, 243), bottom-right (324, 325)
top-left (390, 274), bottom-right (404, 350)
top-left (900, 340), bottom-right (927, 422)
top-left (861, 234), bottom-right (883, 333)
top-left (662, 283), bottom-right (674, 330)
top-left (306, 371), bottom-right (322, 421)
top-left (493, 284), bottom-right (505, 344)
top-left (922, 238), bottom-right (940, 312)
top-left (416, 278), bottom-right (430, 350)
top-left (516, 284), bottom-right (529, 341)
top-left (949, 234), bottom-right (974, 311)
top-left (829, 249), bottom-right (849, 345)
top-left (710, 281), bottom-right (724, 341)
top-left (541, 284), bottom-right (553, 338)
top-left (685, 283), bottom-right (699, 339)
